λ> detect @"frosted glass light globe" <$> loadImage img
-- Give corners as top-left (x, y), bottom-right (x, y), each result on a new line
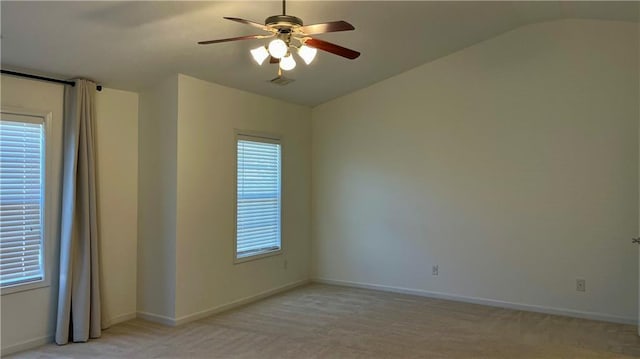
top-left (298, 45), bottom-right (317, 65)
top-left (268, 39), bottom-right (288, 59)
top-left (279, 54), bottom-right (296, 71)
top-left (250, 46), bottom-right (269, 65)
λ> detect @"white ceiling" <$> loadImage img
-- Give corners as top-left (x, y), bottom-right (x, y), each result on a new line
top-left (1, 1), bottom-right (637, 107)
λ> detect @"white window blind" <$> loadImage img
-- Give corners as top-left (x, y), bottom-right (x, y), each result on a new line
top-left (236, 136), bottom-right (281, 259)
top-left (0, 119), bottom-right (45, 288)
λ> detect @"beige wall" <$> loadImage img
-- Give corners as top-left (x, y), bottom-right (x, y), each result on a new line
top-left (174, 75), bottom-right (311, 320)
top-left (95, 88), bottom-right (139, 327)
top-left (137, 75), bottom-right (178, 321)
top-left (312, 19), bottom-right (639, 323)
top-left (0, 76), bottom-right (139, 354)
top-left (137, 74), bottom-right (312, 323)
top-left (136, 74), bottom-right (312, 323)
top-left (0, 75), bottom-right (64, 355)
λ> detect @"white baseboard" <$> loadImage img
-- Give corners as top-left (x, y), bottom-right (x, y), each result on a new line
top-left (107, 311), bottom-right (137, 326)
top-left (2, 312), bottom-right (140, 356)
top-left (136, 311), bottom-right (176, 326)
top-left (313, 278), bottom-right (636, 326)
top-left (173, 279), bottom-right (310, 326)
top-left (1, 334), bottom-right (52, 357)
top-left (137, 279), bottom-right (310, 327)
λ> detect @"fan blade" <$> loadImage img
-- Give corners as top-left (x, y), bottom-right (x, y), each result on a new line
top-left (304, 38), bottom-right (360, 60)
top-left (299, 21), bottom-right (355, 35)
top-left (224, 17), bottom-right (271, 32)
top-left (269, 56), bottom-right (280, 64)
top-left (198, 34), bottom-right (270, 45)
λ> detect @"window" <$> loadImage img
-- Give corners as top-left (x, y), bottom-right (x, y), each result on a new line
top-left (235, 133), bottom-right (281, 261)
top-left (0, 111), bottom-right (48, 290)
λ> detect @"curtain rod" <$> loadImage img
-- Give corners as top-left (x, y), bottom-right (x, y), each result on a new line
top-left (0, 69), bottom-right (103, 91)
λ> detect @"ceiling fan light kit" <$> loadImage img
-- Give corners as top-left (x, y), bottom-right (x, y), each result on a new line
top-left (198, 0), bottom-right (360, 79)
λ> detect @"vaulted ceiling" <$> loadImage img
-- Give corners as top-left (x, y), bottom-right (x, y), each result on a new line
top-left (1, 1), bottom-right (637, 106)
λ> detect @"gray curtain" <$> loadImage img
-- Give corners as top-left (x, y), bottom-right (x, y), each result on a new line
top-left (55, 79), bottom-right (102, 345)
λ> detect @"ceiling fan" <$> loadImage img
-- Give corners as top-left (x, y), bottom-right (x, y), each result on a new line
top-left (198, 0), bottom-right (360, 77)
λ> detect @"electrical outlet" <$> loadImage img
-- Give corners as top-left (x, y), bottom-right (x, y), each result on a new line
top-left (576, 279), bottom-right (586, 292)
top-left (432, 265), bottom-right (439, 276)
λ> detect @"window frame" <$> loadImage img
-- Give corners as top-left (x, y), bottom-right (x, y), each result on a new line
top-left (0, 107), bottom-right (53, 295)
top-left (233, 130), bottom-right (283, 264)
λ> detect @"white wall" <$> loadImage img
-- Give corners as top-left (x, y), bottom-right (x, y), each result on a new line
top-left (95, 88), bottom-right (139, 327)
top-left (174, 75), bottom-right (311, 320)
top-left (0, 76), bottom-right (139, 354)
top-left (312, 19), bottom-right (639, 323)
top-left (137, 75), bottom-right (178, 320)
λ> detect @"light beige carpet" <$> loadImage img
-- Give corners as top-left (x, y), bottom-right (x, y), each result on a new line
top-left (9, 283), bottom-right (640, 358)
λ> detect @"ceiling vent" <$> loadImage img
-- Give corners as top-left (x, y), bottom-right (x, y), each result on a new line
top-left (269, 76), bottom-right (295, 86)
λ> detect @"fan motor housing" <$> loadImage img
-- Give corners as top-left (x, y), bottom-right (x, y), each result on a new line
top-left (265, 15), bottom-right (303, 31)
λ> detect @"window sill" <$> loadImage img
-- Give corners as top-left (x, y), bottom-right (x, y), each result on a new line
top-left (1, 279), bottom-right (50, 296)
top-left (234, 249), bottom-right (282, 264)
